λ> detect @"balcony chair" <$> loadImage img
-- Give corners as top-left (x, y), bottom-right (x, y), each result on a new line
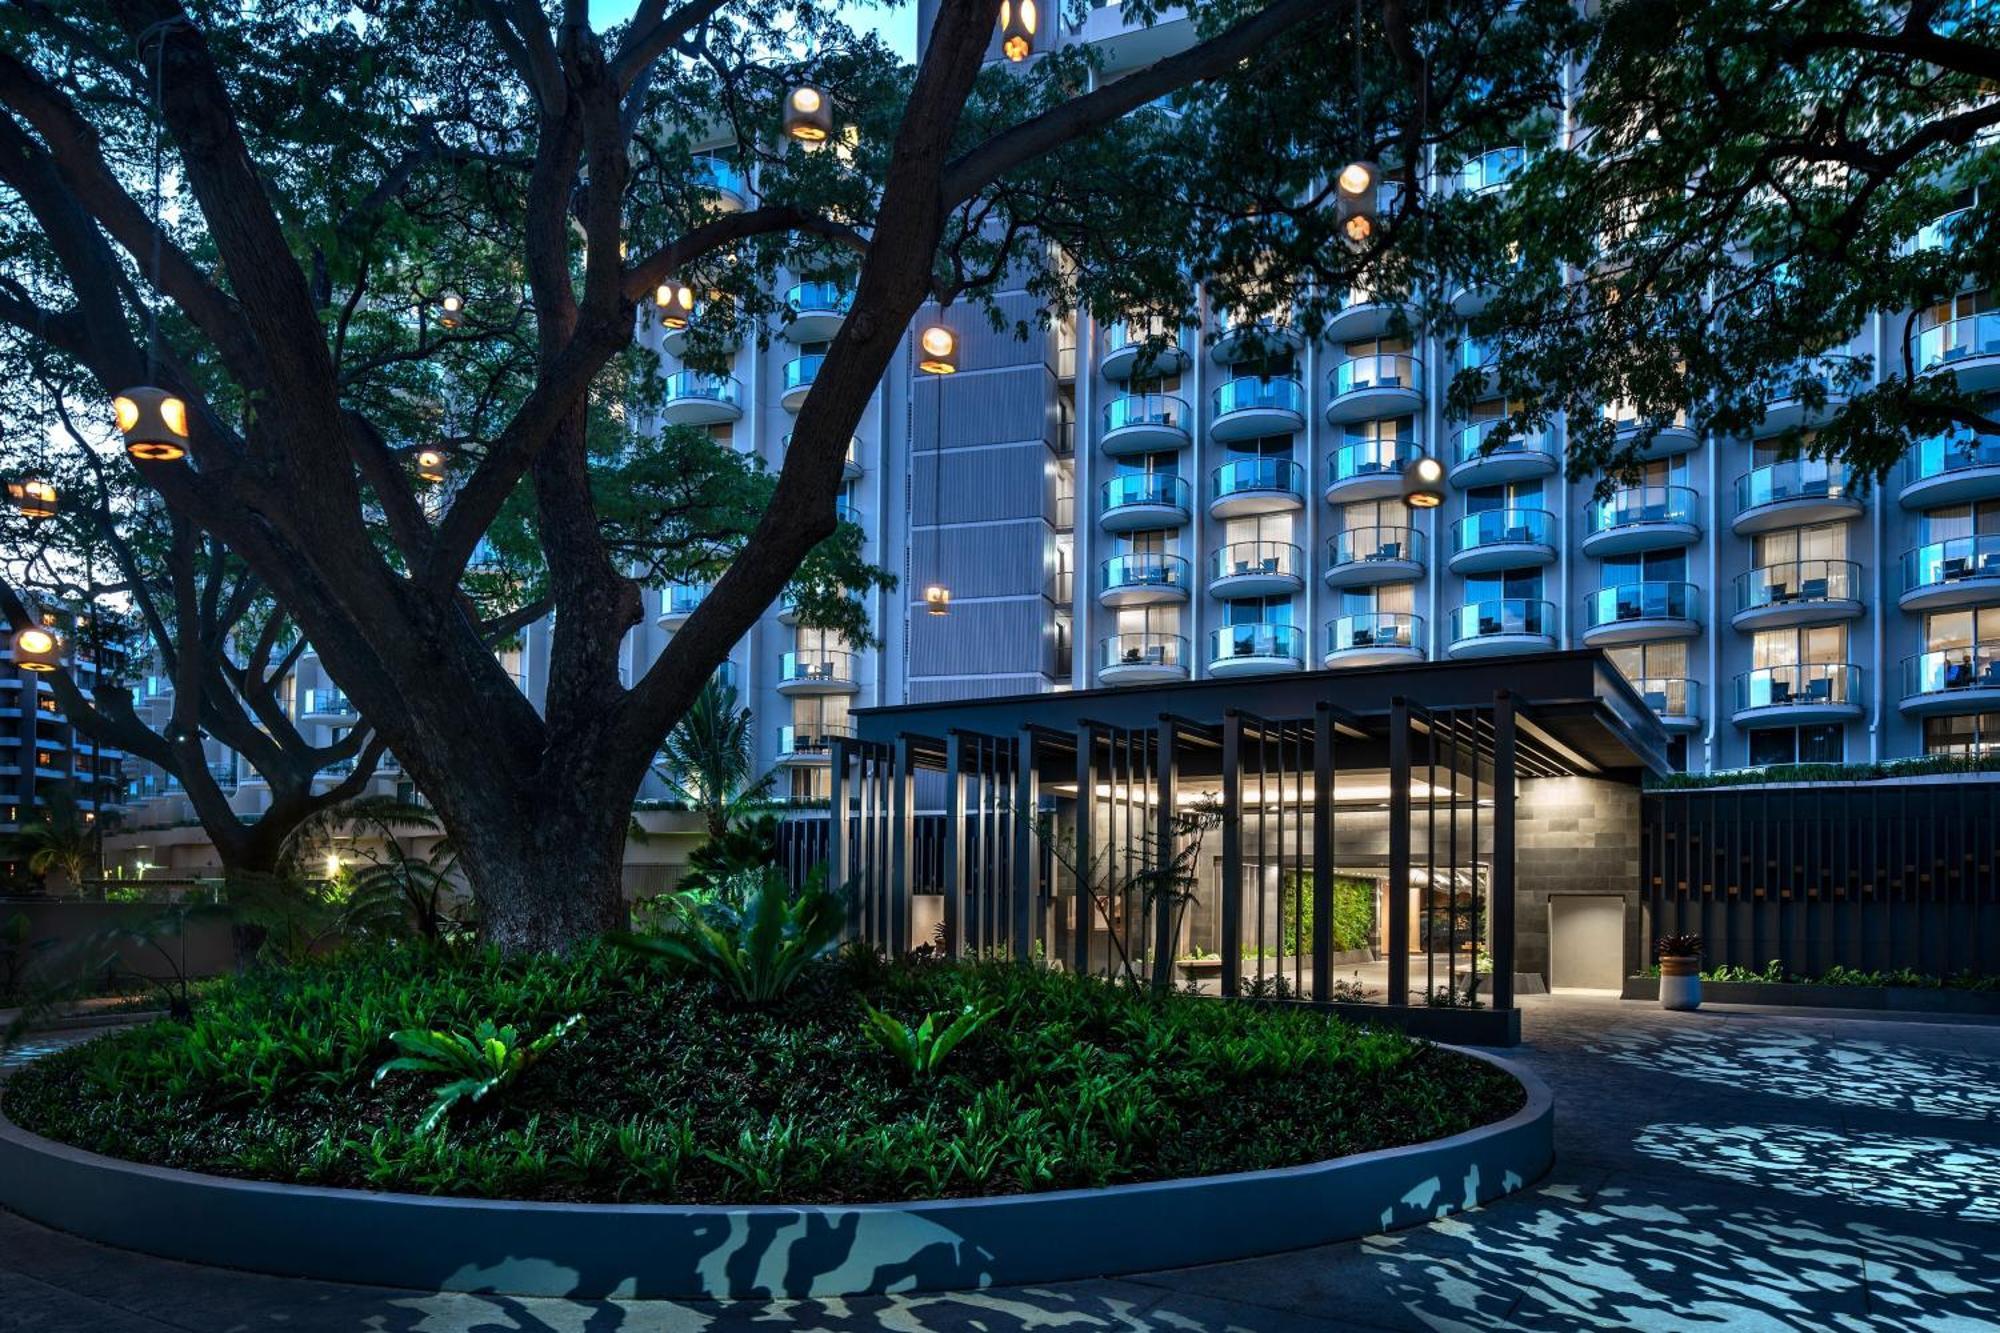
top-left (1946, 660), bottom-right (1975, 690)
top-left (1373, 540), bottom-right (1402, 561)
top-left (1801, 577), bottom-right (1828, 601)
top-left (1804, 676), bottom-right (1833, 702)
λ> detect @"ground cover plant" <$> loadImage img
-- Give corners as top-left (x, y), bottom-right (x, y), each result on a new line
top-left (1638, 960), bottom-right (2000, 991)
top-left (3, 940), bottom-right (1521, 1205)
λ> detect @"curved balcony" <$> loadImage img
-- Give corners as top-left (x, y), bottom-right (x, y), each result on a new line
top-left (1324, 287), bottom-right (1404, 342)
top-left (1733, 460), bottom-right (1863, 534)
top-left (1604, 408), bottom-right (1698, 459)
top-left (299, 688), bottom-right (359, 724)
top-left (1581, 581), bottom-right (1701, 646)
top-left (657, 583), bottom-right (707, 629)
top-left (1900, 643), bottom-right (2000, 716)
top-left (1914, 207), bottom-right (1967, 254)
top-left (1099, 474), bottom-right (1191, 533)
top-left (780, 353), bottom-right (823, 412)
top-left (1452, 337), bottom-right (1503, 396)
top-left (659, 302), bottom-right (725, 358)
top-left (777, 722), bottom-right (854, 764)
top-left (1911, 312), bottom-right (2000, 394)
top-left (1209, 457), bottom-right (1305, 518)
top-left (1446, 598), bottom-right (1558, 658)
top-left (1456, 146), bottom-right (1527, 198)
top-left (781, 281), bottom-right (852, 343)
top-left (1753, 362), bottom-right (1850, 437)
top-left (1631, 676), bottom-right (1701, 733)
top-left (1732, 663), bottom-right (1864, 725)
top-left (1211, 376), bottom-right (1306, 442)
top-left (1900, 534), bottom-right (2000, 611)
top-left (1210, 310), bottom-right (1304, 364)
top-left (1101, 317), bottom-right (1189, 381)
top-left (783, 432), bottom-right (864, 481)
top-left (691, 155), bottom-right (746, 212)
top-left (1099, 632), bottom-right (1191, 686)
top-left (1209, 541), bottom-right (1305, 599)
top-left (1327, 353), bottom-right (1424, 424)
top-left (1208, 623), bottom-right (1306, 677)
top-left (1097, 552), bottom-right (1191, 608)
top-left (1325, 525), bottom-right (1426, 588)
top-left (1900, 430), bottom-right (2000, 509)
top-left (1451, 421), bottom-right (1558, 489)
top-left (661, 370), bottom-right (743, 426)
top-left (1732, 559), bottom-right (1864, 631)
top-left (1324, 438), bottom-right (1419, 504)
top-left (834, 497), bottom-right (861, 527)
top-left (1325, 612), bottom-right (1426, 668)
top-left (1101, 393), bottom-right (1191, 455)
top-left (1581, 484), bottom-right (1700, 557)
top-left (1448, 507), bottom-right (1556, 575)
top-left (777, 650), bottom-right (859, 697)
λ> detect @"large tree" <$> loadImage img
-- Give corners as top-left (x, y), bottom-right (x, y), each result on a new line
top-left (0, 0), bottom-right (1576, 950)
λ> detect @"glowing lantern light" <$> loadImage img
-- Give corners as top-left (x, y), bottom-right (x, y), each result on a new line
top-left (999, 0), bottom-right (1037, 61)
top-left (12, 625), bottom-right (60, 672)
top-left (8, 479), bottom-right (57, 520)
top-left (438, 291), bottom-right (465, 328)
top-left (783, 86), bottom-right (832, 143)
top-left (925, 584), bottom-right (952, 616)
top-left (917, 324), bottom-right (958, 375)
top-left (113, 386), bottom-right (190, 462)
top-left (415, 448), bottom-right (447, 483)
top-left (1401, 454), bottom-right (1445, 508)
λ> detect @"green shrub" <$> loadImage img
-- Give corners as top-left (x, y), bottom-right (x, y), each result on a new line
top-left (1278, 875), bottom-right (1377, 956)
top-left (373, 1014), bottom-right (586, 1135)
top-left (860, 1000), bottom-right (993, 1080)
top-left (611, 866), bottom-right (843, 1004)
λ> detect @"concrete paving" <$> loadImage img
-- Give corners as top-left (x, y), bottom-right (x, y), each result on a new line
top-left (2, 995), bottom-right (1996, 1331)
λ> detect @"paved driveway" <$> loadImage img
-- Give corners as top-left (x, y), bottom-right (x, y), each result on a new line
top-left (3, 996), bottom-right (1996, 1331)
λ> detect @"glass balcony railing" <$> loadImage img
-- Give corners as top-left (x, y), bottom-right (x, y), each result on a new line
top-left (664, 584), bottom-right (706, 617)
top-left (300, 687), bottom-right (355, 715)
top-left (1212, 375), bottom-right (1306, 419)
top-left (783, 353), bottom-right (824, 395)
top-left (1903, 533), bottom-right (2000, 590)
top-left (1583, 581), bottom-right (1700, 630)
top-left (1903, 642), bottom-right (2000, 696)
top-left (1103, 316), bottom-right (1182, 360)
top-left (1906, 428), bottom-right (2000, 483)
top-left (1458, 146), bottom-right (1527, 196)
top-left (1915, 208), bottom-right (1969, 253)
top-left (784, 281), bottom-right (852, 315)
top-left (1102, 392), bottom-right (1188, 435)
top-left (663, 370), bottom-right (742, 406)
top-left (1912, 312), bottom-right (2000, 373)
top-left (1734, 559), bottom-right (1860, 614)
top-left (1631, 676), bottom-right (1699, 723)
top-left (1453, 507), bottom-right (1552, 552)
top-left (1456, 426), bottom-right (1560, 472)
top-left (1328, 438), bottom-right (1419, 486)
top-left (1735, 459), bottom-right (1854, 512)
top-left (1211, 457), bottom-right (1304, 502)
top-left (1448, 598), bottom-right (1555, 642)
top-left (1211, 540), bottom-right (1303, 584)
top-left (1100, 473), bottom-right (1191, 516)
top-left (1099, 552), bottom-right (1190, 594)
top-left (1209, 623), bottom-right (1305, 667)
top-left (1332, 353), bottom-right (1423, 398)
top-left (691, 155), bottom-right (745, 200)
top-left (1735, 663), bottom-right (1861, 711)
top-left (1100, 632), bottom-right (1189, 672)
top-left (778, 722), bottom-right (855, 756)
top-left (779, 651), bottom-right (857, 687)
top-left (1331, 524), bottom-right (1425, 567)
top-left (1585, 484), bottom-right (1699, 536)
top-left (833, 497), bottom-right (861, 525)
top-left (1328, 612), bottom-right (1425, 655)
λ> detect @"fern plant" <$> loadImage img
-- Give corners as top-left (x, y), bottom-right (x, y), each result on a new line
top-left (372, 1013), bottom-right (585, 1135)
top-left (611, 866), bottom-right (843, 1004)
top-left (860, 1001), bottom-right (994, 1080)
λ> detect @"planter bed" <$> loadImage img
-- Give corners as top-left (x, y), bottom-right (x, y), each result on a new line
top-left (1621, 976), bottom-right (2000, 1015)
top-left (0, 946), bottom-right (1544, 1296)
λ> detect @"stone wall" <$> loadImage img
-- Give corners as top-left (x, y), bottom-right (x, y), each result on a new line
top-left (1514, 776), bottom-right (1643, 985)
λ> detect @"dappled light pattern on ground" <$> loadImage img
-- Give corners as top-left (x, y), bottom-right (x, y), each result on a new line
top-left (1634, 1122), bottom-right (2000, 1224)
top-left (1358, 1181), bottom-right (2000, 1332)
top-left (1585, 1025), bottom-right (2000, 1120)
top-left (0, 1033), bottom-right (92, 1073)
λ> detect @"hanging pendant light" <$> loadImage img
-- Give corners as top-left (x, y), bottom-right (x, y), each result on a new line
top-left (1401, 453), bottom-right (1445, 508)
top-left (8, 478), bottom-right (57, 520)
top-left (11, 625), bottom-right (60, 672)
top-left (415, 448), bottom-right (447, 484)
top-left (1336, 160), bottom-right (1380, 250)
top-left (783, 85), bottom-right (833, 143)
top-left (924, 584), bottom-right (952, 616)
top-left (113, 386), bottom-right (190, 462)
top-left (917, 324), bottom-right (958, 375)
top-left (438, 291), bottom-right (465, 328)
top-left (655, 280), bottom-right (696, 329)
top-left (999, 0), bottom-right (1038, 61)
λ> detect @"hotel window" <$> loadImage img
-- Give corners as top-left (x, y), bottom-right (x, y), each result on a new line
top-left (1748, 724), bottom-right (1844, 767)
top-left (1918, 498), bottom-right (2000, 544)
top-left (1343, 416), bottom-right (1415, 447)
top-left (1752, 623), bottom-right (1848, 674)
top-left (1223, 513), bottom-right (1294, 547)
top-left (1923, 712), bottom-right (2000, 756)
top-left (1753, 522), bottom-right (1847, 567)
top-left (1465, 478), bottom-right (1542, 514)
top-left (1225, 595), bottom-right (1294, 627)
top-left (1606, 641), bottom-right (1688, 685)
top-left (1338, 583), bottom-right (1415, 618)
top-left (1115, 605), bottom-right (1180, 638)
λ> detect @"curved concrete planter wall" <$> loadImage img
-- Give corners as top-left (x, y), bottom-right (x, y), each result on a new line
top-left (0, 1050), bottom-right (1550, 1300)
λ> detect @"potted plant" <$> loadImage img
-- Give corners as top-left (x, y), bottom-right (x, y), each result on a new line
top-left (1656, 933), bottom-right (1703, 1011)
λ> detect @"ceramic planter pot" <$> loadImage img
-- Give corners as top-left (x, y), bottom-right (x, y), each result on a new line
top-left (1658, 954), bottom-right (1702, 1011)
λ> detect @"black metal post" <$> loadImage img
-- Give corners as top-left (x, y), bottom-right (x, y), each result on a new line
top-left (1312, 703), bottom-right (1333, 1002)
top-left (1221, 711), bottom-right (1243, 997)
top-left (891, 736), bottom-right (915, 956)
top-left (942, 731), bottom-right (965, 960)
top-left (1012, 729), bottom-right (1037, 963)
top-left (1152, 719), bottom-right (1179, 992)
top-left (1388, 696), bottom-right (1412, 1007)
top-left (1073, 724), bottom-right (1094, 975)
top-left (1492, 690), bottom-right (1517, 1010)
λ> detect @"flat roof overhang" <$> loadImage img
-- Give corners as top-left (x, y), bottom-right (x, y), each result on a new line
top-left (853, 649), bottom-right (1672, 782)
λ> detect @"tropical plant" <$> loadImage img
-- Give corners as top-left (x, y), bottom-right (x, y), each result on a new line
top-left (611, 867), bottom-right (843, 1005)
top-left (1657, 933), bottom-right (1704, 959)
top-left (373, 1013), bottom-right (586, 1136)
top-left (860, 1000), bottom-right (994, 1080)
top-left (653, 678), bottom-right (774, 840)
top-left (3, 785), bottom-right (94, 890)
top-left (676, 812), bottom-right (783, 899)
top-left (283, 797), bottom-right (467, 944)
